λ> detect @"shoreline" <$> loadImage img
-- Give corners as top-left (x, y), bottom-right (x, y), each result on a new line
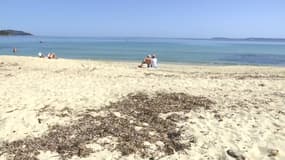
top-left (1, 55), bottom-right (285, 68)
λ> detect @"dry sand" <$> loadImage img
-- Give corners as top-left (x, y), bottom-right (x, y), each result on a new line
top-left (0, 55), bottom-right (285, 160)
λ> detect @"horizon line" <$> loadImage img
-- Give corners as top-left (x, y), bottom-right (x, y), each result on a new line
top-left (21, 35), bottom-right (285, 40)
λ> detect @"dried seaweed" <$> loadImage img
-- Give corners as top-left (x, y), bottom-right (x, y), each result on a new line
top-left (0, 92), bottom-right (214, 160)
top-left (144, 73), bottom-right (178, 78)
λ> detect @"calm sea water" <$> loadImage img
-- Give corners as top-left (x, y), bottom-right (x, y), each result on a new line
top-left (1, 36), bottom-right (285, 66)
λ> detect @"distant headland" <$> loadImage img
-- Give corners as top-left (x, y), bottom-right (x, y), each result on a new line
top-left (211, 37), bottom-right (285, 42)
top-left (0, 30), bottom-right (32, 36)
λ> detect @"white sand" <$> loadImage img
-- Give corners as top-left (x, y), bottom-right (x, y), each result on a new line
top-left (0, 56), bottom-right (285, 160)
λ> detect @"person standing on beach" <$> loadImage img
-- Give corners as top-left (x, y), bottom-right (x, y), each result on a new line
top-left (12, 48), bottom-right (17, 54)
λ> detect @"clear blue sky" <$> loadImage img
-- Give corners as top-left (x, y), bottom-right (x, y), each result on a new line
top-left (1, 0), bottom-right (285, 38)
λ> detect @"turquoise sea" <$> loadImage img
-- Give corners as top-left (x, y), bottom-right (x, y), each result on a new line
top-left (1, 36), bottom-right (285, 66)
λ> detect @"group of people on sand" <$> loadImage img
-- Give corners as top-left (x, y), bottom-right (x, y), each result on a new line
top-left (138, 54), bottom-right (158, 68)
top-left (38, 52), bottom-right (57, 59)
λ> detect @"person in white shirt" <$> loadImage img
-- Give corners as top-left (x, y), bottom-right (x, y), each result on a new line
top-left (151, 54), bottom-right (158, 68)
top-left (38, 52), bottom-right (44, 58)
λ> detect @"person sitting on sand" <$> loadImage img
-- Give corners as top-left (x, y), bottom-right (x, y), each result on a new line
top-left (38, 52), bottom-right (45, 58)
top-left (138, 55), bottom-right (152, 68)
top-left (47, 52), bottom-right (57, 59)
top-left (47, 53), bottom-right (52, 59)
top-left (151, 54), bottom-right (158, 68)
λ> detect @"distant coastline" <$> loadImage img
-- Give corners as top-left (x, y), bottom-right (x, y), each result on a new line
top-left (0, 30), bottom-right (32, 36)
top-left (211, 37), bottom-right (285, 42)
top-left (128, 37), bottom-right (285, 42)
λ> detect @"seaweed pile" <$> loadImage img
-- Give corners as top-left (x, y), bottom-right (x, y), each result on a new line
top-left (0, 92), bottom-right (214, 160)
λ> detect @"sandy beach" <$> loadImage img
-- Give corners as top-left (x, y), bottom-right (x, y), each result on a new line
top-left (0, 55), bottom-right (285, 160)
